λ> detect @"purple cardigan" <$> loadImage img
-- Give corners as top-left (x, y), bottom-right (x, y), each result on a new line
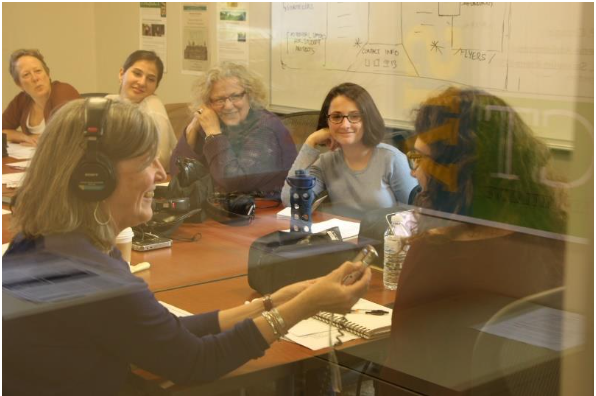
top-left (3, 233), bottom-right (269, 396)
top-left (170, 108), bottom-right (297, 196)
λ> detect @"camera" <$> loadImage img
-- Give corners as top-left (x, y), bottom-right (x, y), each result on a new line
top-left (176, 157), bottom-right (208, 188)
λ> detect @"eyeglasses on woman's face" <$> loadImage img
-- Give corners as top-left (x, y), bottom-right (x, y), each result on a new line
top-left (406, 150), bottom-right (429, 171)
top-left (210, 91), bottom-right (246, 107)
top-left (327, 112), bottom-right (362, 124)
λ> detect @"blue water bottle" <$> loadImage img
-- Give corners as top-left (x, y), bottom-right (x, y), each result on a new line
top-left (287, 169), bottom-right (316, 233)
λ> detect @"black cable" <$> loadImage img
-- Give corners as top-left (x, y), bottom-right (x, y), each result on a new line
top-left (169, 232), bottom-right (202, 243)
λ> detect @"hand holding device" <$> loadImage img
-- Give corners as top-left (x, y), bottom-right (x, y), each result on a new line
top-left (342, 245), bottom-right (378, 285)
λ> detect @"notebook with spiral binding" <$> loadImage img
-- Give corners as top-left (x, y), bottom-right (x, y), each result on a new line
top-left (314, 298), bottom-right (393, 339)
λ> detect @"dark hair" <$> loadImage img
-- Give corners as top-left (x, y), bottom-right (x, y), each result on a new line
top-left (316, 83), bottom-right (385, 147)
top-left (9, 49), bottom-right (50, 84)
top-left (122, 50), bottom-right (164, 87)
top-left (412, 87), bottom-right (567, 234)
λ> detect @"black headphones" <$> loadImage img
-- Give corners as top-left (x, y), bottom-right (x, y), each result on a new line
top-left (70, 98), bottom-right (117, 202)
top-left (205, 193), bottom-right (256, 226)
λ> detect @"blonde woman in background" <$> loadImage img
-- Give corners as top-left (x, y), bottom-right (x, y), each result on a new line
top-left (170, 62), bottom-right (297, 198)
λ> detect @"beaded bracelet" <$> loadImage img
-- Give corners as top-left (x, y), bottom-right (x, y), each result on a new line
top-left (269, 308), bottom-right (287, 334)
top-left (261, 311), bottom-right (281, 339)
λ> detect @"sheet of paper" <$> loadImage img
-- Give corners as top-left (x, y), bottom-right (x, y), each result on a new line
top-left (276, 207), bottom-right (291, 219)
top-left (2, 243), bottom-right (9, 256)
top-left (7, 160), bottom-right (31, 170)
top-left (7, 143), bottom-right (35, 160)
top-left (2, 208), bottom-right (11, 215)
top-left (473, 306), bottom-right (585, 351)
top-left (2, 173), bottom-right (25, 188)
top-left (283, 218), bottom-right (360, 240)
top-left (159, 301), bottom-right (192, 317)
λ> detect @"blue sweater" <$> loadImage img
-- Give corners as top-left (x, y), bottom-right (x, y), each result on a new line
top-left (3, 233), bottom-right (269, 396)
top-left (282, 143), bottom-right (418, 214)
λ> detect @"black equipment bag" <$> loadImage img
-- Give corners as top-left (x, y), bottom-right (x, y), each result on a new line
top-left (248, 230), bottom-right (362, 294)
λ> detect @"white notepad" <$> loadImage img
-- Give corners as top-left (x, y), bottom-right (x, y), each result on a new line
top-left (285, 299), bottom-right (392, 350)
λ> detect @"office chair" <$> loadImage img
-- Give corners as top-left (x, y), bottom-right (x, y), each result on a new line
top-left (280, 111), bottom-right (320, 152)
top-left (164, 103), bottom-right (193, 140)
top-left (470, 287), bottom-right (566, 396)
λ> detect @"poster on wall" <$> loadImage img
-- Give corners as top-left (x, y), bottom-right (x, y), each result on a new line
top-left (140, 2), bottom-right (168, 71)
top-left (217, 3), bottom-right (249, 65)
top-left (181, 3), bottom-right (211, 74)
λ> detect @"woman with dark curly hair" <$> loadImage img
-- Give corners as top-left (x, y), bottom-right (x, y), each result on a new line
top-left (377, 87), bottom-right (568, 395)
top-left (281, 82), bottom-right (418, 216)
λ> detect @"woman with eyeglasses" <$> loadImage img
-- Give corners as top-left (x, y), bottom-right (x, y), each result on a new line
top-left (170, 62), bottom-right (297, 197)
top-left (281, 82), bottom-right (418, 216)
top-left (3, 49), bottom-right (79, 146)
top-left (376, 87), bottom-right (568, 395)
top-left (106, 50), bottom-right (177, 172)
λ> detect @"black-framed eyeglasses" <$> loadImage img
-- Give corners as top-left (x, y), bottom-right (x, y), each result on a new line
top-left (327, 112), bottom-right (362, 124)
top-left (210, 91), bottom-right (246, 107)
top-left (406, 150), bottom-right (428, 171)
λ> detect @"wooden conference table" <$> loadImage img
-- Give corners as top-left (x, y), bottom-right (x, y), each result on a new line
top-left (2, 156), bottom-right (359, 293)
top-left (3, 155), bottom-right (397, 396)
top-left (133, 274), bottom-right (397, 396)
top-left (3, 156), bottom-right (566, 396)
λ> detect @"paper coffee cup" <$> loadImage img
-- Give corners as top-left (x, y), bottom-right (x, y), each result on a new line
top-left (115, 227), bottom-right (134, 264)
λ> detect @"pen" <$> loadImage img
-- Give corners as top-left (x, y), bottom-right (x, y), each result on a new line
top-left (350, 309), bottom-right (389, 315)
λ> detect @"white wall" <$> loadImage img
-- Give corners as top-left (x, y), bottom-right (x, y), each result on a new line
top-left (3, 2), bottom-right (272, 109)
top-left (2, 2), bottom-right (98, 108)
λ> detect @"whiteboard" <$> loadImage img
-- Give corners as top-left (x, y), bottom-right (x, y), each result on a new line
top-left (271, 3), bottom-right (594, 149)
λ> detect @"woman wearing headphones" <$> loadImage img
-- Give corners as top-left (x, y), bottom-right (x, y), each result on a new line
top-left (4, 98), bottom-right (371, 396)
top-left (107, 50), bottom-right (177, 172)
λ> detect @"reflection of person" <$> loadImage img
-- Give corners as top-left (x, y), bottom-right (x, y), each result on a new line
top-left (106, 50), bottom-right (177, 172)
top-left (281, 83), bottom-right (418, 216)
top-left (2, 49), bottom-right (79, 146)
top-left (396, 87), bottom-right (566, 309)
top-left (170, 62), bottom-right (297, 197)
top-left (4, 99), bottom-right (371, 395)
top-left (377, 88), bottom-right (567, 394)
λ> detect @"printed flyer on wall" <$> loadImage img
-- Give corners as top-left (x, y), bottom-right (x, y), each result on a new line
top-left (217, 3), bottom-right (249, 65)
top-left (140, 2), bottom-right (168, 71)
top-left (181, 3), bottom-right (211, 74)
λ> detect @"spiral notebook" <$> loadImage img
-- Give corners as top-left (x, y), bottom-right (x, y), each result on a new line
top-left (285, 299), bottom-right (392, 350)
top-left (315, 299), bottom-right (392, 339)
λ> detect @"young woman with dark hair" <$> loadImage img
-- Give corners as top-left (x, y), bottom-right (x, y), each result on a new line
top-left (281, 82), bottom-right (418, 216)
